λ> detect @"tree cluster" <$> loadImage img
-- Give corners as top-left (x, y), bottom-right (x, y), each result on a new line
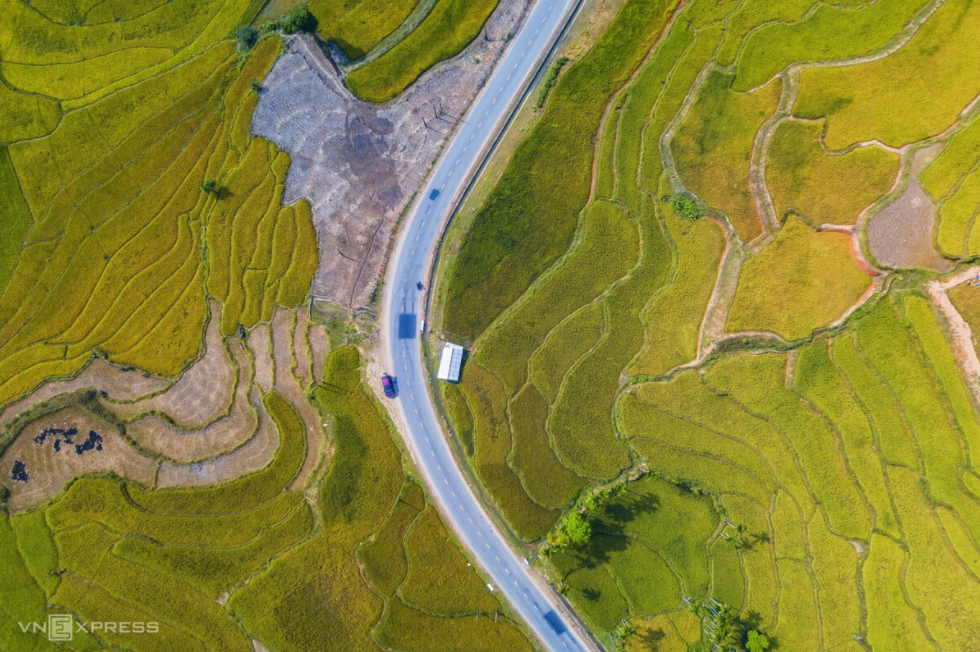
top-left (547, 484), bottom-right (627, 551)
top-left (690, 600), bottom-right (771, 652)
top-left (235, 4), bottom-right (318, 51)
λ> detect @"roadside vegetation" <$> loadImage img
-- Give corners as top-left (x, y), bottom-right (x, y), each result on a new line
top-left (436, 0), bottom-right (980, 647)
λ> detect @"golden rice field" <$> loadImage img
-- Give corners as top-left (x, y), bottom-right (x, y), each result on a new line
top-left (0, 1), bottom-right (533, 651)
top-left (437, 0), bottom-right (980, 647)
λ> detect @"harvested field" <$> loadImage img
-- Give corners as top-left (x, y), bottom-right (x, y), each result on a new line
top-left (0, 358), bottom-right (171, 427)
top-left (271, 308), bottom-right (324, 489)
top-left (109, 307), bottom-right (235, 427)
top-left (309, 321), bottom-right (330, 384)
top-left (0, 406), bottom-right (156, 511)
top-left (249, 323), bottom-right (275, 394)
top-left (866, 179), bottom-right (949, 271)
top-left (293, 307), bottom-right (315, 387)
top-left (126, 341), bottom-right (258, 463)
top-left (156, 389), bottom-right (278, 487)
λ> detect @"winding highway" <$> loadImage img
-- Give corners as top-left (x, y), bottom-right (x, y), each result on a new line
top-left (381, 0), bottom-right (599, 651)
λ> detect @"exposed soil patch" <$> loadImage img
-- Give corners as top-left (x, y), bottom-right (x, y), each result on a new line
top-left (156, 388), bottom-right (279, 487)
top-left (251, 0), bottom-right (529, 308)
top-left (866, 178), bottom-right (950, 271)
top-left (126, 341), bottom-right (258, 463)
top-left (0, 406), bottom-right (157, 511)
top-left (109, 311), bottom-right (235, 427)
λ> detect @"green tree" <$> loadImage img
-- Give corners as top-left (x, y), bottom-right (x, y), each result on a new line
top-left (282, 4), bottom-right (317, 34)
top-left (201, 179), bottom-right (218, 195)
top-left (236, 25), bottom-right (259, 50)
top-left (613, 621), bottom-right (638, 650)
top-left (746, 629), bottom-right (771, 652)
top-left (565, 512), bottom-right (591, 546)
top-left (548, 511), bottom-right (592, 549)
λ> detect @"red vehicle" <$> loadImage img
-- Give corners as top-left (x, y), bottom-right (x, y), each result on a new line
top-left (381, 373), bottom-right (396, 398)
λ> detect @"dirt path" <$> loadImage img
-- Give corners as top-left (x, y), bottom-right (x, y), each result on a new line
top-left (927, 266), bottom-right (980, 404)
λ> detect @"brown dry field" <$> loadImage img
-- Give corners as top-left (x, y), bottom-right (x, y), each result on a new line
top-left (293, 307), bottom-right (314, 387)
top-left (109, 311), bottom-right (236, 427)
top-left (0, 406), bottom-right (157, 510)
top-left (1, 304), bottom-right (331, 508)
top-left (309, 322), bottom-right (329, 384)
top-left (272, 307), bottom-right (325, 489)
top-left (156, 387), bottom-right (279, 487)
top-left (249, 323), bottom-right (276, 394)
top-left (0, 360), bottom-right (170, 426)
top-left (126, 340), bottom-right (258, 462)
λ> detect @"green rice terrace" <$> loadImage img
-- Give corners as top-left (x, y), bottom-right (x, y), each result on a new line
top-left (4, 0), bottom-right (980, 650)
top-left (435, 0), bottom-right (980, 649)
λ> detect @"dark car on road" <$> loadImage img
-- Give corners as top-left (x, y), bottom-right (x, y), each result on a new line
top-left (429, 189), bottom-right (440, 200)
top-left (381, 373), bottom-right (396, 398)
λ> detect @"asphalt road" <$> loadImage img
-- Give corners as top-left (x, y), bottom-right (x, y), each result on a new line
top-left (381, 1), bottom-right (599, 651)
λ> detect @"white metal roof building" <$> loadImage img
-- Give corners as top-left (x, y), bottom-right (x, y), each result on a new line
top-left (437, 343), bottom-right (464, 382)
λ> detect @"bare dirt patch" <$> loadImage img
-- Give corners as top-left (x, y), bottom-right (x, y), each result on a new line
top-left (251, 0), bottom-right (530, 308)
top-left (156, 388), bottom-right (278, 487)
top-left (109, 310), bottom-right (235, 427)
top-left (866, 178), bottom-right (950, 271)
top-left (0, 406), bottom-right (157, 511)
top-left (125, 341), bottom-right (258, 463)
top-left (271, 308), bottom-right (324, 489)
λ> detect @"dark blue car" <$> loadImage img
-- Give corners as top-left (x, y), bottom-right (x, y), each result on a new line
top-left (429, 189), bottom-right (440, 200)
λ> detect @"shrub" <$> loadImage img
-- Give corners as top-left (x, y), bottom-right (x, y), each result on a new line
top-left (746, 629), bottom-right (771, 651)
top-left (536, 56), bottom-right (570, 108)
top-left (548, 511), bottom-right (592, 549)
top-left (673, 194), bottom-right (701, 220)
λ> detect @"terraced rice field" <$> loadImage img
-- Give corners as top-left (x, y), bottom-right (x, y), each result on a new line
top-left (0, 336), bottom-right (532, 651)
top-left (437, 0), bottom-right (980, 645)
top-left (0, 1), bottom-right (537, 650)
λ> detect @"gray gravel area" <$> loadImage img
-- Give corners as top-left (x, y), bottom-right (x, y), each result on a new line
top-left (251, 0), bottom-right (530, 308)
top-left (866, 178), bottom-right (950, 271)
